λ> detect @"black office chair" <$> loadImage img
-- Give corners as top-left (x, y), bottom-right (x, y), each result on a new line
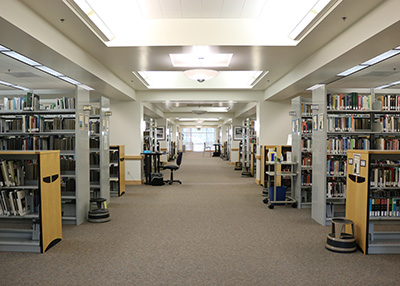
top-left (163, 152), bottom-right (183, 184)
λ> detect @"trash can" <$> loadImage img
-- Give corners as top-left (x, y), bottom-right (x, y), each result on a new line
top-left (269, 186), bottom-right (287, 205)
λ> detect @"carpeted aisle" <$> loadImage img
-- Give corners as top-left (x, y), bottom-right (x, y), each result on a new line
top-left (1, 152), bottom-right (400, 285)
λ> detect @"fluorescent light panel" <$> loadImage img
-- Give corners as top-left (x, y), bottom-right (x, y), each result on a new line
top-left (59, 76), bottom-right (81, 85)
top-left (289, 0), bottom-right (335, 40)
top-left (307, 84), bottom-right (325, 90)
top-left (0, 45), bottom-right (10, 52)
top-left (361, 50), bottom-right (400, 66)
top-left (135, 71), bottom-right (265, 89)
top-left (170, 53), bottom-right (233, 67)
top-left (64, 0), bottom-right (115, 41)
top-left (36, 65), bottom-right (64, 77)
top-left (0, 79), bottom-right (30, 91)
top-left (336, 65), bottom-right (368, 77)
top-left (179, 118), bottom-right (219, 122)
top-left (3, 51), bottom-right (41, 66)
top-left (0, 45), bottom-right (94, 90)
top-left (376, 80), bottom-right (400, 89)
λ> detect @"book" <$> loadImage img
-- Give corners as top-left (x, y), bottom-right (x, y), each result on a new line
top-left (16, 190), bottom-right (30, 216)
top-left (1, 190), bottom-right (10, 216)
top-left (1, 160), bottom-right (12, 186)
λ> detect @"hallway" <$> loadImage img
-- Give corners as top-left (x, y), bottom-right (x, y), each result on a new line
top-left (1, 152), bottom-right (400, 285)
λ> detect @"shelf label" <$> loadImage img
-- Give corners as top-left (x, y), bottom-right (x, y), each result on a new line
top-left (289, 111), bottom-right (297, 116)
top-left (311, 105), bottom-right (319, 110)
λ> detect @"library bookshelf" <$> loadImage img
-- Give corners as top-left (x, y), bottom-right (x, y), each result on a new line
top-left (346, 150), bottom-right (400, 254)
top-left (291, 96), bottom-right (313, 209)
top-left (110, 145), bottom-right (125, 197)
top-left (0, 150), bottom-right (62, 253)
top-left (312, 86), bottom-right (400, 226)
top-left (0, 88), bottom-right (90, 225)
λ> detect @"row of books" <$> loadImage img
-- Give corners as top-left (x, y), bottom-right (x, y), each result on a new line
top-left (61, 177), bottom-right (75, 194)
top-left (327, 115), bottom-right (370, 132)
top-left (370, 198), bottom-right (400, 217)
top-left (110, 165), bottom-right (118, 176)
top-left (110, 150), bottom-right (119, 162)
top-left (376, 94), bottom-right (400, 111)
top-left (0, 160), bottom-right (23, 187)
top-left (301, 156), bottom-right (312, 168)
top-left (90, 153), bottom-right (100, 166)
top-left (60, 156), bottom-right (75, 172)
top-left (301, 119), bottom-right (312, 133)
top-left (327, 158), bottom-right (347, 177)
top-left (301, 173), bottom-right (312, 187)
top-left (110, 181), bottom-right (119, 192)
top-left (0, 189), bottom-right (34, 216)
top-left (0, 136), bottom-right (75, 151)
top-left (327, 137), bottom-right (370, 154)
top-left (1, 93), bottom-right (40, 111)
top-left (301, 103), bottom-right (312, 117)
top-left (302, 139), bottom-right (312, 151)
top-left (89, 121), bottom-right (100, 134)
top-left (376, 115), bottom-right (400, 133)
top-left (327, 181), bottom-right (346, 198)
top-left (0, 116), bottom-right (76, 133)
top-left (327, 93), bottom-right (371, 111)
top-left (370, 167), bottom-right (400, 187)
top-left (90, 170), bottom-right (100, 182)
top-left (44, 97), bottom-right (75, 110)
top-left (375, 138), bottom-right (400, 150)
top-left (1, 94), bottom-right (76, 111)
top-left (90, 138), bottom-right (100, 149)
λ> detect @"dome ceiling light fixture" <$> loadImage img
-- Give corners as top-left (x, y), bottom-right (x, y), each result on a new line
top-left (192, 103), bottom-right (208, 115)
top-left (183, 69), bottom-right (219, 83)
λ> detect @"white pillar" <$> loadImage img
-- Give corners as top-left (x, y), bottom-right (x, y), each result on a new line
top-left (156, 118), bottom-right (168, 163)
top-left (256, 99), bottom-right (292, 183)
top-left (110, 100), bottom-right (143, 183)
top-left (230, 118), bottom-right (242, 164)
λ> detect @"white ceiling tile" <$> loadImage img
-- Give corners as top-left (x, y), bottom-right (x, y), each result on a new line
top-left (159, 0), bottom-right (182, 19)
top-left (181, 0), bottom-right (202, 18)
top-left (241, 0), bottom-right (268, 18)
top-left (137, 0), bottom-right (163, 19)
top-left (202, 0), bottom-right (224, 18)
top-left (222, 0), bottom-right (245, 18)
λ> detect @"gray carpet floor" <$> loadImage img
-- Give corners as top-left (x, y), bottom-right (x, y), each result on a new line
top-left (2, 152), bottom-right (400, 285)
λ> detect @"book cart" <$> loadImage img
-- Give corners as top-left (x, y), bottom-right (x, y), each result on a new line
top-left (262, 145), bottom-right (298, 209)
top-left (0, 150), bottom-right (62, 253)
top-left (346, 150), bottom-right (400, 254)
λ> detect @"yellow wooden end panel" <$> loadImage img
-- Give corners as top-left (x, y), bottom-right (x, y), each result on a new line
top-left (346, 150), bottom-right (369, 254)
top-left (119, 145), bottom-right (126, 194)
top-left (40, 151), bottom-right (62, 252)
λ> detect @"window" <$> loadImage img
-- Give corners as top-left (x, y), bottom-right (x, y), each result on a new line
top-left (182, 128), bottom-right (216, 152)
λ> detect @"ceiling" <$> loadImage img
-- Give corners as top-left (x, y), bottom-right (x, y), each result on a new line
top-left (1, 0), bottom-right (400, 126)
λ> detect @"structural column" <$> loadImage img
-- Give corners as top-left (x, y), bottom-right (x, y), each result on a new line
top-left (256, 99), bottom-right (292, 184)
top-left (110, 100), bottom-right (143, 185)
